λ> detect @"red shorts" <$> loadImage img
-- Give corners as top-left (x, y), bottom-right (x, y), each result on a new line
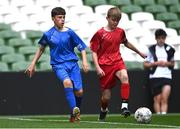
top-left (99, 61), bottom-right (126, 90)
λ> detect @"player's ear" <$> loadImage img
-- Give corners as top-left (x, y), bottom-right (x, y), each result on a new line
top-left (106, 16), bottom-right (109, 21)
top-left (51, 17), bottom-right (54, 21)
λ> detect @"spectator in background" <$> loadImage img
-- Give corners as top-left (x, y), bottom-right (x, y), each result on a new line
top-left (25, 7), bottom-right (89, 122)
top-left (90, 7), bottom-right (146, 121)
top-left (144, 29), bottom-right (175, 114)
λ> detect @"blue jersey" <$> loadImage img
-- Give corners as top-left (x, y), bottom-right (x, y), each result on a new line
top-left (38, 27), bottom-right (86, 65)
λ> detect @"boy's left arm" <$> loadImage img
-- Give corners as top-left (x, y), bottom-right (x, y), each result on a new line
top-left (124, 41), bottom-right (147, 59)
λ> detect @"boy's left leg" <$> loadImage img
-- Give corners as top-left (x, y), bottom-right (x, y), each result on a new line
top-left (115, 69), bottom-right (130, 117)
top-left (70, 62), bottom-right (83, 121)
top-left (161, 85), bottom-right (171, 114)
top-left (120, 83), bottom-right (130, 117)
top-left (74, 89), bottom-right (83, 121)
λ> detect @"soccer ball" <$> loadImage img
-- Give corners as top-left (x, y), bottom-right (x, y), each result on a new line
top-left (134, 107), bottom-right (152, 124)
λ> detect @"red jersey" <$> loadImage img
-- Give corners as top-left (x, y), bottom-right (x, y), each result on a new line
top-left (90, 27), bottom-right (127, 65)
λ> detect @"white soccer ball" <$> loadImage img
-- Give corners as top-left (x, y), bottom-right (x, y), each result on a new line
top-left (134, 107), bottom-right (152, 124)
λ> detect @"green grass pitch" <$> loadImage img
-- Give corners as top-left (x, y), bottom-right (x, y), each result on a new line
top-left (0, 114), bottom-right (180, 128)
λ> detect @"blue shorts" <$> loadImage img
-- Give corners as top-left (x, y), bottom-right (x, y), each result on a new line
top-left (52, 61), bottom-right (82, 91)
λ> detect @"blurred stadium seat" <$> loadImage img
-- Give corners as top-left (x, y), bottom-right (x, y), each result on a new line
top-left (38, 62), bottom-right (51, 71)
top-left (95, 5), bottom-right (115, 17)
top-left (165, 28), bottom-right (178, 37)
top-left (0, 23), bottom-right (11, 31)
top-left (145, 5), bottom-right (167, 17)
top-left (142, 20), bottom-right (166, 34)
top-left (8, 38), bottom-right (32, 51)
top-left (125, 61), bottom-right (144, 70)
top-left (0, 38), bottom-right (5, 46)
top-left (84, 0), bottom-right (107, 9)
top-left (0, 30), bottom-right (21, 42)
top-left (28, 54), bottom-right (50, 63)
top-left (133, 0), bottom-right (155, 10)
top-left (0, 46), bottom-right (15, 56)
top-left (1, 53), bottom-right (25, 65)
top-left (168, 20), bottom-right (180, 34)
top-left (60, 0), bottom-right (83, 9)
top-left (157, 0), bottom-right (179, 7)
top-left (108, 0), bottom-right (131, 8)
top-left (69, 5), bottom-right (93, 16)
top-left (0, 62), bottom-right (9, 72)
top-left (156, 12), bottom-right (178, 24)
top-left (18, 46), bottom-right (37, 59)
top-left (121, 5), bottom-right (143, 17)
top-left (11, 61), bottom-right (31, 72)
top-left (131, 12), bottom-right (154, 25)
top-left (10, 0), bottom-right (34, 9)
top-left (25, 30), bottom-right (43, 42)
top-left (169, 5), bottom-right (180, 17)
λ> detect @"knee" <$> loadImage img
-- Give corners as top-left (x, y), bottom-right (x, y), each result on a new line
top-left (102, 92), bottom-right (111, 101)
top-left (63, 79), bottom-right (73, 88)
top-left (121, 75), bottom-right (129, 83)
top-left (161, 97), bottom-right (168, 104)
top-left (75, 89), bottom-right (83, 97)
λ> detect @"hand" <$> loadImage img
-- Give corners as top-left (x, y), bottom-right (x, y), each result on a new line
top-left (140, 52), bottom-right (147, 59)
top-left (96, 67), bottom-right (105, 77)
top-left (156, 61), bottom-right (168, 67)
top-left (24, 64), bottom-right (35, 78)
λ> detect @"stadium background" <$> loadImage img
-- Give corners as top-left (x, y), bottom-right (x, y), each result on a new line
top-left (0, 0), bottom-right (180, 115)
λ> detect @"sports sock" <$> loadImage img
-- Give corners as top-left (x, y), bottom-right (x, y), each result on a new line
top-left (64, 87), bottom-right (76, 111)
top-left (156, 112), bottom-right (161, 114)
top-left (121, 102), bottom-right (128, 109)
top-left (75, 96), bottom-right (82, 108)
top-left (120, 83), bottom-right (130, 100)
top-left (161, 112), bottom-right (167, 115)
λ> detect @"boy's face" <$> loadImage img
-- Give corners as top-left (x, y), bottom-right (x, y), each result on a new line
top-left (52, 15), bottom-right (65, 29)
top-left (106, 16), bottom-right (120, 30)
top-left (156, 36), bottom-right (166, 46)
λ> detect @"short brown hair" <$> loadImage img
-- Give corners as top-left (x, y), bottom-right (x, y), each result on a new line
top-left (51, 7), bottom-right (66, 17)
top-left (107, 7), bottom-right (121, 21)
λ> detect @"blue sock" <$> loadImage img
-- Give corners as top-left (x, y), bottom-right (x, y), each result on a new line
top-left (75, 96), bottom-right (82, 108)
top-left (64, 88), bottom-right (76, 112)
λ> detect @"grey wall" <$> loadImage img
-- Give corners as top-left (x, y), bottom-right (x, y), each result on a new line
top-left (0, 70), bottom-right (179, 115)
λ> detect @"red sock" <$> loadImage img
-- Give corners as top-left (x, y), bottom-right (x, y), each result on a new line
top-left (120, 83), bottom-right (130, 100)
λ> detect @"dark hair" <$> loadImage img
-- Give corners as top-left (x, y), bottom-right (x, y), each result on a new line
top-left (51, 7), bottom-right (66, 17)
top-left (155, 29), bottom-right (167, 38)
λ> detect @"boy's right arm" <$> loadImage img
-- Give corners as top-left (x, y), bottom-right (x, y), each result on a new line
top-left (92, 52), bottom-right (105, 77)
top-left (25, 46), bottom-right (45, 78)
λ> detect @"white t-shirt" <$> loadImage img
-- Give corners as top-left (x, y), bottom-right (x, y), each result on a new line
top-left (145, 45), bottom-right (173, 79)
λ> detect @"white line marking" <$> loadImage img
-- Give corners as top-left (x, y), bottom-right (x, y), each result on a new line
top-left (2, 117), bottom-right (179, 128)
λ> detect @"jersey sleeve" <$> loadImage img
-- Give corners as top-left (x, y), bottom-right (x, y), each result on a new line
top-left (38, 33), bottom-right (48, 47)
top-left (69, 29), bottom-right (87, 52)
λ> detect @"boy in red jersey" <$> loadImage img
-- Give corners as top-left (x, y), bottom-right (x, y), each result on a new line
top-left (90, 7), bottom-right (146, 121)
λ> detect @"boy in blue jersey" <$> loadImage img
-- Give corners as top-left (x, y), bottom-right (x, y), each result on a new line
top-left (25, 7), bottom-right (89, 122)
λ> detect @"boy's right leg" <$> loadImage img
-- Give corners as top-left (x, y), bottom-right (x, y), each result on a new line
top-left (63, 79), bottom-right (78, 122)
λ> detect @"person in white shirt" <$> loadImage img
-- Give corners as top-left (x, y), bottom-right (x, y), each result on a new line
top-left (144, 29), bottom-right (175, 114)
